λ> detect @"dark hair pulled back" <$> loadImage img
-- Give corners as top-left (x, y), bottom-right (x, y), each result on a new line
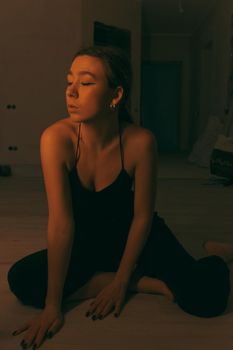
top-left (71, 45), bottom-right (133, 123)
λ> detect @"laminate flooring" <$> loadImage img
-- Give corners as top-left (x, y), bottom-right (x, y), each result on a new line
top-left (1, 154), bottom-right (233, 350)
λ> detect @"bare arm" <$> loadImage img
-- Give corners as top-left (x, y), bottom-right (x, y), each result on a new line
top-left (12, 125), bottom-right (76, 348)
top-left (115, 130), bottom-right (158, 284)
top-left (40, 126), bottom-right (76, 309)
top-left (45, 212), bottom-right (75, 308)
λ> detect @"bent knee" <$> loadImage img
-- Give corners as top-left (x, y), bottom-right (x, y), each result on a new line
top-left (178, 295), bottom-right (229, 318)
top-left (7, 261), bottom-right (22, 295)
top-left (7, 256), bottom-right (47, 309)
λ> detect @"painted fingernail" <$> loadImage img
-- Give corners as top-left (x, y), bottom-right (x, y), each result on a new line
top-left (12, 330), bottom-right (17, 336)
top-left (47, 331), bottom-right (53, 338)
top-left (20, 340), bottom-right (27, 349)
top-left (92, 315), bottom-right (97, 320)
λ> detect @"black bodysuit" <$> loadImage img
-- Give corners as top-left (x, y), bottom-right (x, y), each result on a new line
top-left (7, 121), bottom-right (230, 318)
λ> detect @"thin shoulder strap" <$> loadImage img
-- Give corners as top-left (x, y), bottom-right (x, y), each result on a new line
top-left (119, 119), bottom-right (125, 170)
top-left (74, 123), bottom-right (81, 165)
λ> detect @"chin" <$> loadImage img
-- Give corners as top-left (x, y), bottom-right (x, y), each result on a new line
top-left (69, 112), bottom-right (81, 118)
top-left (69, 114), bottom-right (87, 123)
top-left (73, 113), bottom-right (99, 122)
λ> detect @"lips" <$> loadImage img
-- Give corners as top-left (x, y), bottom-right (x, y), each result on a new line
top-left (68, 105), bottom-right (79, 109)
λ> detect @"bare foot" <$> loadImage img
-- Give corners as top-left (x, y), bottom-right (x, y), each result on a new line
top-left (203, 240), bottom-right (233, 263)
top-left (162, 283), bottom-right (175, 302)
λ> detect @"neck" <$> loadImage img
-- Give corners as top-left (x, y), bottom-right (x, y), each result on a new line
top-left (79, 115), bottom-right (120, 152)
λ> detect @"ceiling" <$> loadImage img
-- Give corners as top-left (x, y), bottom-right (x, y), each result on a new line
top-left (141, 0), bottom-right (217, 35)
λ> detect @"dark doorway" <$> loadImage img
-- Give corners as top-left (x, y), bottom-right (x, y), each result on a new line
top-left (93, 21), bottom-right (131, 59)
top-left (93, 21), bottom-right (132, 110)
top-left (141, 61), bottom-right (182, 152)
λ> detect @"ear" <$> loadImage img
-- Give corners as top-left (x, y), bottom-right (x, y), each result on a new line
top-left (111, 86), bottom-right (124, 107)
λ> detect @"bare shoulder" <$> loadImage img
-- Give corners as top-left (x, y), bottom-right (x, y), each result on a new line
top-left (41, 117), bottom-right (75, 140)
top-left (40, 118), bottom-right (76, 166)
top-left (125, 123), bottom-right (158, 157)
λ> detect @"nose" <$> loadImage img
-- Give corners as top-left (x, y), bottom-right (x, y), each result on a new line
top-left (67, 84), bottom-right (78, 98)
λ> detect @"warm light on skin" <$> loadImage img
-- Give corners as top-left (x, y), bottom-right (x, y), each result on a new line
top-left (65, 55), bottom-right (118, 123)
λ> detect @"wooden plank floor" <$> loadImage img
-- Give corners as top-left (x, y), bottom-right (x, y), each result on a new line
top-left (1, 155), bottom-right (233, 350)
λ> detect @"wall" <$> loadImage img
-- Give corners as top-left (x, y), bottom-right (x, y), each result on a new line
top-left (81, 0), bottom-right (142, 125)
top-left (142, 34), bottom-right (191, 152)
top-left (190, 0), bottom-right (233, 144)
top-left (0, 0), bottom-right (83, 166)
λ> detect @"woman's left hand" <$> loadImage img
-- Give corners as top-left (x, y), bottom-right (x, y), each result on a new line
top-left (85, 279), bottom-right (128, 320)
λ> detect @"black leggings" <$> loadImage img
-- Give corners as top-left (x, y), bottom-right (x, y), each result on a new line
top-left (7, 215), bottom-right (230, 318)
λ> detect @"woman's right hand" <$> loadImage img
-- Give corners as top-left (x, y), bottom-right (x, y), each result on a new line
top-left (12, 305), bottom-right (64, 349)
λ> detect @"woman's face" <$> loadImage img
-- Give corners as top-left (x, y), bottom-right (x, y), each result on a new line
top-left (66, 55), bottom-right (115, 123)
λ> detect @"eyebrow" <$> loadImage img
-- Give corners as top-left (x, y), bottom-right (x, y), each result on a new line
top-left (67, 70), bottom-right (97, 79)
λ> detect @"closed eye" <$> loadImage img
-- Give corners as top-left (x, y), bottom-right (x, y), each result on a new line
top-left (80, 82), bottom-right (95, 86)
top-left (66, 82), bottom-right (95, 86)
